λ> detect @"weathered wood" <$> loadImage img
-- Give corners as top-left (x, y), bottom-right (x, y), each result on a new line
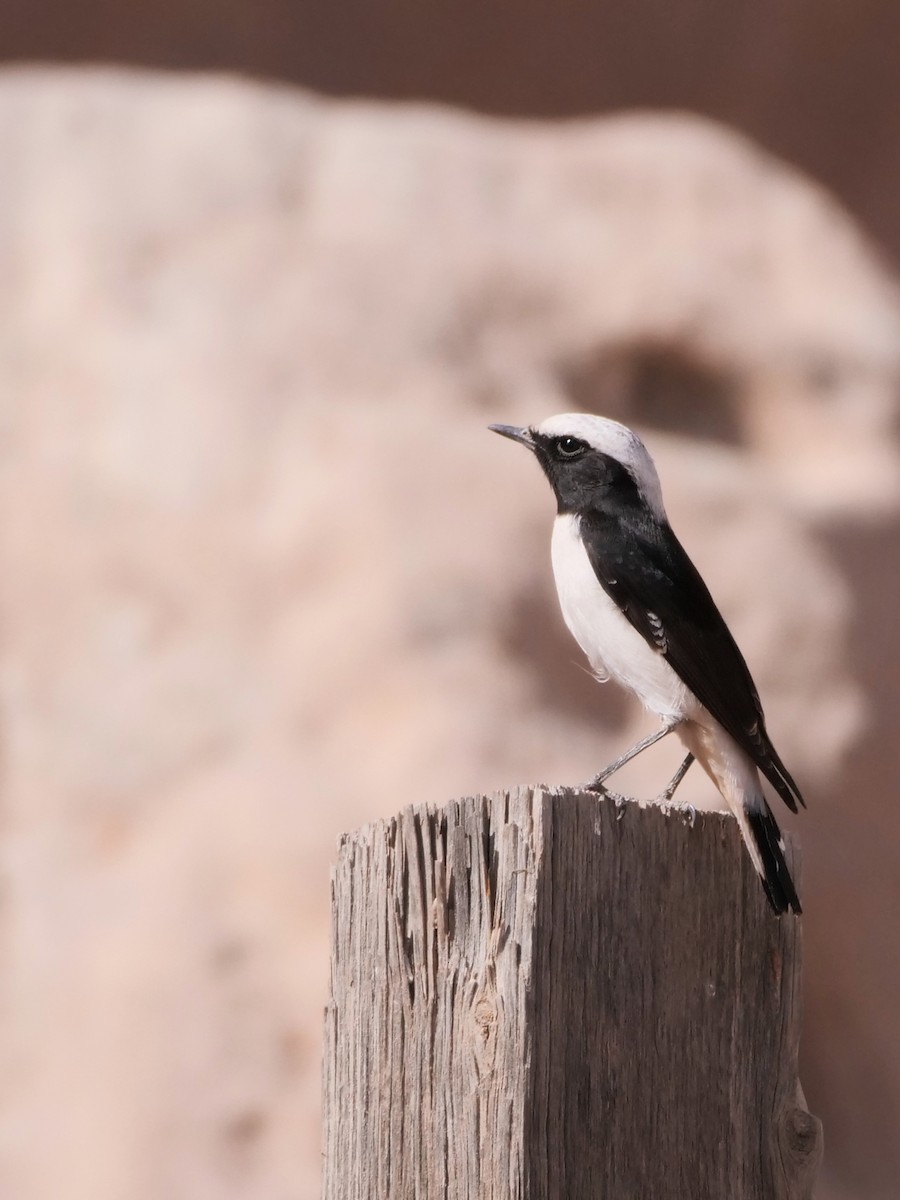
top-left (322, 788), bottom-right (822, 1199)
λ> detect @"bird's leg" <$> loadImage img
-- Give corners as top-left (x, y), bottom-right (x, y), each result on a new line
top-left (658, 752), bottom-right (695, 803)
top-left (582, 719), bottom-right (681, 793)
top-left (657, 752), bottom-right (697, 826)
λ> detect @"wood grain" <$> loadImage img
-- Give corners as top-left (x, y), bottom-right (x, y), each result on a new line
top-left (322, 788), bottom-right (822, 1199)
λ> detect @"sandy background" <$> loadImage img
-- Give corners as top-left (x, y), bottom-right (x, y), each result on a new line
top-left (1, 10), bottom-right (899, 1200)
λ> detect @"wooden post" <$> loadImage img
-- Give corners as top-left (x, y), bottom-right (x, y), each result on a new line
top-left (322, 787), bottom-right (822, 1199)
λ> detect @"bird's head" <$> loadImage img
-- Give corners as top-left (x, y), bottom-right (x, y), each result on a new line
top-left (489, 413), bottom-right (666, 521)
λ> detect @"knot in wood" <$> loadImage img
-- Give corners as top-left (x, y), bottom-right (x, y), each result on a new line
top-left (472, 992), bottom-right (497, 1044)
top-left (787, 1106), bottom-right (820, 1152)
top-left (782, 1102), bottom-right (823, 1158)
top-left (777, 1094), bottom-right (824, 1194)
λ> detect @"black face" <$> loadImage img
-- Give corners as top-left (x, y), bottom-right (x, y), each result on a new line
top-left (530, 431), bottom-right (643, 516)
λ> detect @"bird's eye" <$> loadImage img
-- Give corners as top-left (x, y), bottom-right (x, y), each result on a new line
top-left (555, 436), bottom-right (586, 458)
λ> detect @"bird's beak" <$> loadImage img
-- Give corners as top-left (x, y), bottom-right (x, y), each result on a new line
top-left (488, 423), bottom-right (535, 450)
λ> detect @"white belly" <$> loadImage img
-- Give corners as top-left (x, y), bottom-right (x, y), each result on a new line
top-left (550, 513), bottom-right (696, 721)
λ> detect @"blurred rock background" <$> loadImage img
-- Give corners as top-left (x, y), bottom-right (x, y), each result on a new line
top-left (0, 8), bottom-right (899, 1200)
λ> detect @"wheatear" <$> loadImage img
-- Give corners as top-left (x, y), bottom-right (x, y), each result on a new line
top-left (491, 413), bottom-right (803, 914)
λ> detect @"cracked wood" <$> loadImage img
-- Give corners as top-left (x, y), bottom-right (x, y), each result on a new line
top-left (322, 788), bottom-right (822, 1199)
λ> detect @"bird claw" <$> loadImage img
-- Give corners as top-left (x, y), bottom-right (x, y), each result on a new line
top-left (581, 780), bottom-right (634, 810)
top-left (582, 773), bottom-right (608, 793)
top-left (660, 800), bottom-right (697, 827)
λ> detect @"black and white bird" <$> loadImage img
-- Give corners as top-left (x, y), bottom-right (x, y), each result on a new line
top-left (490, 412), bottom-right (803, 915)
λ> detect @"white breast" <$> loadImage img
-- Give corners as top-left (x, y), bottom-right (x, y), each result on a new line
top-left (550, 513), bottom-right (696, 721)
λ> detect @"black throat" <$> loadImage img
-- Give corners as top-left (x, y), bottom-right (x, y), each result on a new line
top-left (531, 434), bottom-right (648, 522)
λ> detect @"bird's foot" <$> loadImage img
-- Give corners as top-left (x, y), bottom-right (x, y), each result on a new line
top-left (658, 798), bottom-right (697, 827)
top-left (582, 770), bottom-right (609, 792)
top-left (581, 779), bottom-right (634, 808)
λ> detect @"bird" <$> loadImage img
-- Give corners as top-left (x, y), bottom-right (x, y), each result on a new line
top-left (489, 412), bottom-right (803, 915)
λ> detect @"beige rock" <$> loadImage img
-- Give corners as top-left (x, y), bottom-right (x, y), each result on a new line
top-left (0, 68), bottom-right (893, 1200)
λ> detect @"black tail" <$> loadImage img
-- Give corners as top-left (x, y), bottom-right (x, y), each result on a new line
top-left (747, 805), bottom-right (801, 915)
top-left (759, 741), bottom-right (806, 813)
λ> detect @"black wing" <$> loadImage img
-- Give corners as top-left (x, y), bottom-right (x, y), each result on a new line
top-left (578, 509), bottom-right (804, 813)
